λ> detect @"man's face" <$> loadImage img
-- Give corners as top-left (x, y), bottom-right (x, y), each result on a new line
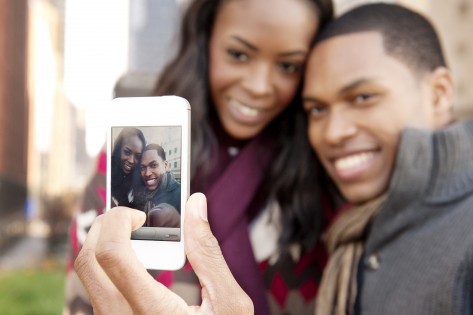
top-left (140, 150), bottom-right (167, 191)
top-left (303, 32), bottom-right (437, 204)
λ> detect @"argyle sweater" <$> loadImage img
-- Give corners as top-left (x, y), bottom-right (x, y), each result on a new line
top-left (63, 148), bottom-right (333, 315)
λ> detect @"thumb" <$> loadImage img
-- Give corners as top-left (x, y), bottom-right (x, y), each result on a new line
top-left (184, 193), bottom-right (253, 313)
top-left (184, 193), bottom-right (223, 275)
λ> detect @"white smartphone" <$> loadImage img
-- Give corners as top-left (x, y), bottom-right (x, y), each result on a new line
top-left (105, 96), bottom-right (190, 270)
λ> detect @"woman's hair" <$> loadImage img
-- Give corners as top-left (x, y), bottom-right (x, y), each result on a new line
top-left (154, 0), bottom-right (334, 249)
top-left (111, 127), bottom-right (146, 179)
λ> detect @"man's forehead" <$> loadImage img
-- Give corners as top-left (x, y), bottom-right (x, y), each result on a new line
top-left (303, 31), bottom-right (395, 95)
top-left (142, 150), bottom-right (160, 160)
top-left (310, 31), bottom-right (385, 67)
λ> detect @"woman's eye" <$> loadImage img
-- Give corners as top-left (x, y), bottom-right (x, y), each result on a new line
top-left (227, 49), bottom-right (248, 62)
top-left (278, 62), bottom-right (302, 74)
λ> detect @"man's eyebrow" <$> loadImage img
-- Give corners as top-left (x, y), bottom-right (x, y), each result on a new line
top-left (302, 96), bottom-right (323, 104)
top-left (231, 35), bottom-right (307, 57)
top-left (303, 78), bottom-right (377, 104)
top-left (339, 78), bottom-right (376, 94)
top-left (141, 160), bottom-right (158, 166)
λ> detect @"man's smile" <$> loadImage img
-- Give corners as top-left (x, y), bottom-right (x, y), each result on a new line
top-left (330, 150), bottom-right (378, 180)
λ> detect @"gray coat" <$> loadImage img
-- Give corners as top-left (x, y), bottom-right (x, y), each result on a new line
top-left (357, 119), bottom-right (473, 314)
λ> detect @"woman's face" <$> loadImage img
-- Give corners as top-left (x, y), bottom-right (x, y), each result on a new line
top-left (208, 0), bottom-right (319, 140)
top-left (119, 135), bottom-right (143, 174)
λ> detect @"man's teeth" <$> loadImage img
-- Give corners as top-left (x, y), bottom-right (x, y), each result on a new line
top-left (146, 179), bottom-right (156, 185)
top-left (334, 152), bottom-right (374, 171)
top-left (230, 99), bottom-right (259, 117)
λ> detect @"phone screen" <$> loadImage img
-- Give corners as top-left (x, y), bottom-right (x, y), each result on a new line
top-left (110, 125), bottom-right (182, 242)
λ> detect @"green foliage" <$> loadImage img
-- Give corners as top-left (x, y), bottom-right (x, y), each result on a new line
top-left (0, 264), bottom-right (65, 315)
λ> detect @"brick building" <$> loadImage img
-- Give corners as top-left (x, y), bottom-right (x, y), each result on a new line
top-left (0, 0), bottom-right (28, 216)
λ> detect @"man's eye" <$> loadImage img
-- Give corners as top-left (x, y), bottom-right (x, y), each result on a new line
top-left (304, 103), bottom-right (327, 118)
top-left (150, 163), bottom-right (158, 169)
top-left (227, 49), bottom-right (248, 62)
top-left (278, 62), bottom-right (302, 74)
top-left (353, 93), bottom-right (376, 105)
top-left (309, 105), bottom-right (326, 117)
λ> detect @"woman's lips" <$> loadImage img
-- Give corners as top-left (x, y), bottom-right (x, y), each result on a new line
top-left (228, 98), bottom-right (262, 123)
top-left (123, 163), bottom-right (133, 173)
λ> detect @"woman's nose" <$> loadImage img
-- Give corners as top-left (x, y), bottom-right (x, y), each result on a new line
top-left (242, 63), bottom-right (273, 97)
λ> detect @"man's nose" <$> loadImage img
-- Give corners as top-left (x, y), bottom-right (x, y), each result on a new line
top-left (324, 108), bottom-right (357, 145)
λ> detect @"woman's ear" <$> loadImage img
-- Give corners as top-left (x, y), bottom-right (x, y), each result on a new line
top-left (429, 67), bottom-right (455, 128)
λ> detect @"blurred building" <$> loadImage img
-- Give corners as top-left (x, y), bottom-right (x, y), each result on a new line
top-left (0, 0), bottom-right (29, 245)
top-left (428, 0), bottom-right (473, 118)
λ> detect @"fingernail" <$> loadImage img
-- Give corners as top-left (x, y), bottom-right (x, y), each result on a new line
top-left (197, 194), bottom-right (208, 222)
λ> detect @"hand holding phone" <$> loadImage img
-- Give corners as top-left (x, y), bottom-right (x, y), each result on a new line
top-left (74, 193), bottom-right (254, 314)
top-left (106, 96), bottom-right (190, 270)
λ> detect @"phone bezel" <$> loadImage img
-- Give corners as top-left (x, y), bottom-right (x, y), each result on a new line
top-left (105, 96), bottom-right (190, 270)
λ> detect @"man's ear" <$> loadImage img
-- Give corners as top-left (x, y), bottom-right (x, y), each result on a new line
top-left (429, 67), bottom-right (455, 128)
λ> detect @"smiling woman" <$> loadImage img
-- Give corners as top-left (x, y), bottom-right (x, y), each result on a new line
top-left (151, 1), bottom-right (334, 313)
top-left (110, 127), bottom-right (146, 208)
top-left (66, 0), bottom-right (335, 314)
top-left (207, 0), bottom-right (318, 140)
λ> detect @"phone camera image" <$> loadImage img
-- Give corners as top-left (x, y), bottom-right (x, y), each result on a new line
top-left (110, 125), bottom-right (182, 241)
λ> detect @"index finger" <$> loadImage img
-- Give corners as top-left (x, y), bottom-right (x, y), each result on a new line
top-left (74, 215), bottom-right (132, 314)
top-left (94, 207), bottom-right (188, 314)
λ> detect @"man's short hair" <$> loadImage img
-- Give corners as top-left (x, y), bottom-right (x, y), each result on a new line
top-left (316, 3), bottom-right (447, 75)
top-left (144, 143), bottom-right (166, 161)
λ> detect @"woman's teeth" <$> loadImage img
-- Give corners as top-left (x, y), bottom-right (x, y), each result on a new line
top-left (230, 99), bottom-right (259, 117)
top-left (334, 152), bottom-right (375, 172)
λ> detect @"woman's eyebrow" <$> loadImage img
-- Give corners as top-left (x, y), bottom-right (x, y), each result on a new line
top-left (278, 51), bottom-right (307, 57)
top-left (231, 35), bottom-right (257, 51)
top-left (230, 35), bottom-right (307, 57)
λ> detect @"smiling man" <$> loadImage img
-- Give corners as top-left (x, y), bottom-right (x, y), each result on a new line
top-left (133, 143), bottom-right (181, 227)
top-left (302, 3), bottom-right (473, 315)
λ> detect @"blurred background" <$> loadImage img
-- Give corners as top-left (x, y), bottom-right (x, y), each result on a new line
top-left (0, 0), bottom-right (471, 313)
